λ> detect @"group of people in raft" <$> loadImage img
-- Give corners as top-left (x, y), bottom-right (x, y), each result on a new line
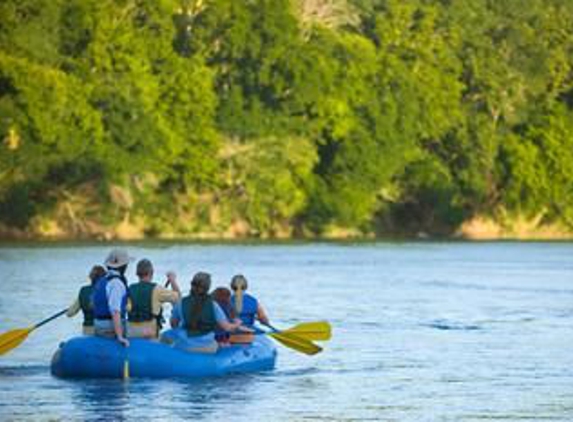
top-left (66, 249), bottom-right (269, 353)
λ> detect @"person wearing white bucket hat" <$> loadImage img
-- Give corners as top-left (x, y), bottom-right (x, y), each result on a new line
top-left (104, 249), bottom-right (134, 269)
top-left (92, 249), bottom-right (134, 346)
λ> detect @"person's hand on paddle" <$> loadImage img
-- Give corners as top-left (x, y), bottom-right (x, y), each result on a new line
top-left (229, 319), bottom-right (254, 333)
top-left (166, 271), bottom-right (180, 289)
top-left (226, 319), bottom-right (244, 332)
top-left (166, 271), bottom-right (176, 286)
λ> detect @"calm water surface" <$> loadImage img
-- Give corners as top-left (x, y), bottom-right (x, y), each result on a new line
top-left (0, 242), bottom-right (572, 421)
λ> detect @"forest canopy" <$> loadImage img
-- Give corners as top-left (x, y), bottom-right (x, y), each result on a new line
top-left (1, 0), bottom-right (573, 239)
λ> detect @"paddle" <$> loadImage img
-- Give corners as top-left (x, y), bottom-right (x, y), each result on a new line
top-left (260, 323), bottom-right (323, 355)
top-left (279, 321), bottom-right (332, 342)
top-left (267, 330), bottom-right (323, 355)
top-left (0, 309), bottom-right (67, 356)
top-left (123, 348), bottom-right (130, 380)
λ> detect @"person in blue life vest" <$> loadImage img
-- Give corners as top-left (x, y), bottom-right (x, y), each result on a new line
top-left (230, 274), bottom-right (269, 326)
top-left (165, 272), bottom-right (251, 353)
top-left (66, 265), bottom-right (106, 335)
top-left (229, 274), bottom-right (269, 343)
top-left (93, 249), bottom-right (134, 347)
top-left (128, 259), bottom-right (181, 339)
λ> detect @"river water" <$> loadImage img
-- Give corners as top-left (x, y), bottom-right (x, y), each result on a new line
top-left (0, 242), bottom-right (572, 421)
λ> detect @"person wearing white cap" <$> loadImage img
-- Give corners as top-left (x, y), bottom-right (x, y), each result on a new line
top-left (92, 249), bottom-right (134, 347)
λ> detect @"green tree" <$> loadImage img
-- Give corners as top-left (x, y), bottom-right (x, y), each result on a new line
top-left (500, 104), bottom-right (573, 226)
top-left (219, 136), bottom-right (317, 235)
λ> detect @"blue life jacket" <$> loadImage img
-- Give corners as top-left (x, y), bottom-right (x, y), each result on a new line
top-left (93, 270), bottom-right (128, 320)
top-left (231, 293), bottom-right (258, 326)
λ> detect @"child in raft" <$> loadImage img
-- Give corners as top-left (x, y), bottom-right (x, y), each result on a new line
top-left (211, 287), bottom-right (234, 346)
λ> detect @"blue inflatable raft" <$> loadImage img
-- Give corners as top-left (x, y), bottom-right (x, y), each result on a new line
top-left (51, 335), bottom-right (277, 379)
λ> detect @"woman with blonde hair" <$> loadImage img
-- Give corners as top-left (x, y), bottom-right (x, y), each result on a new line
top-left (230, 275), bottom-right (269, 328)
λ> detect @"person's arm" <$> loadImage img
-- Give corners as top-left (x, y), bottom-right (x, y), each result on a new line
top-left (217, 318), bottom-right (242, 332)
top-left (112, 311), bottom-right (129, 347)
top-left (166, 271), bottom-right (181, 296)
top-left (152, 274), bottom-right (181, 317)
top-left (156, 286), bottom-right (181, 305)
top-left (66, 298), bottom-right (81, 317)
top-left (170, 302), bottom-right (182, 328)
top-left (256, 303), bottom-right (269, 325)
top-left (213, 302), bottom-right (248, 332)
top-left (107, 280), bottom-right (129, 347)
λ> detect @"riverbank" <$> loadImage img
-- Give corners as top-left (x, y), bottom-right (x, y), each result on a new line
top-left (1, 214), bottom-right (571, 241)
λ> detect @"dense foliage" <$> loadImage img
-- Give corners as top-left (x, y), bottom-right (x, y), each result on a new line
top-left (1, 0), bottom-right (572, 238)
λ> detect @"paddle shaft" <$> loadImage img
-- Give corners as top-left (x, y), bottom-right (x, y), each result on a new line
top-left (262, 322), bottom-right (279, 332)
top-left (0, 308), bottom-right (68, 356)
top-left (34, 309), bottom-right (68, 330)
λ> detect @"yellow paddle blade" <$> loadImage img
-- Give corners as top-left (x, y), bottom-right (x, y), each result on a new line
top-left (123, 360), bottom-right (130, 380)
top-left (269, 331), bottom-right (322, 355)
top-left (0, 328), bottom-right (33, 356)
top-left (283, 321), bottom-right (332, 342)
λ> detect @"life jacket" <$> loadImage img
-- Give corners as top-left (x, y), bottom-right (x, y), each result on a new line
top-left (78, 284), bottom-right (94, 327)
top-left (93, 270), bottom-right (128, 320)
top-left (231, 293), bottom-right (258, 326)
top-left (128, 282), bottom-right (162, 327)
top-left (182, 294), bottom-right (216, 336)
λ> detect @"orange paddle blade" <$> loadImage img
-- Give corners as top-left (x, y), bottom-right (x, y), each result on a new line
top-left (0, 328), bottom-right (33, 356)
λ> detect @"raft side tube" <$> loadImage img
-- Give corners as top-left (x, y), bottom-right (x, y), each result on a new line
top-left (51, 336), bottom-right (277, 379)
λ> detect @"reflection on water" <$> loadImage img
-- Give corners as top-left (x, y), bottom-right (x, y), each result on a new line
top-left (73, 380), bottom-right (131, 421)
top-left (0, 364), bottom-right (48, 378)
top-left (1, 242), bottom-right (573, 421)
top-left (67, 372), bottom-right (268, 421)
top-left (423, 319), bottom-right (482, 331)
